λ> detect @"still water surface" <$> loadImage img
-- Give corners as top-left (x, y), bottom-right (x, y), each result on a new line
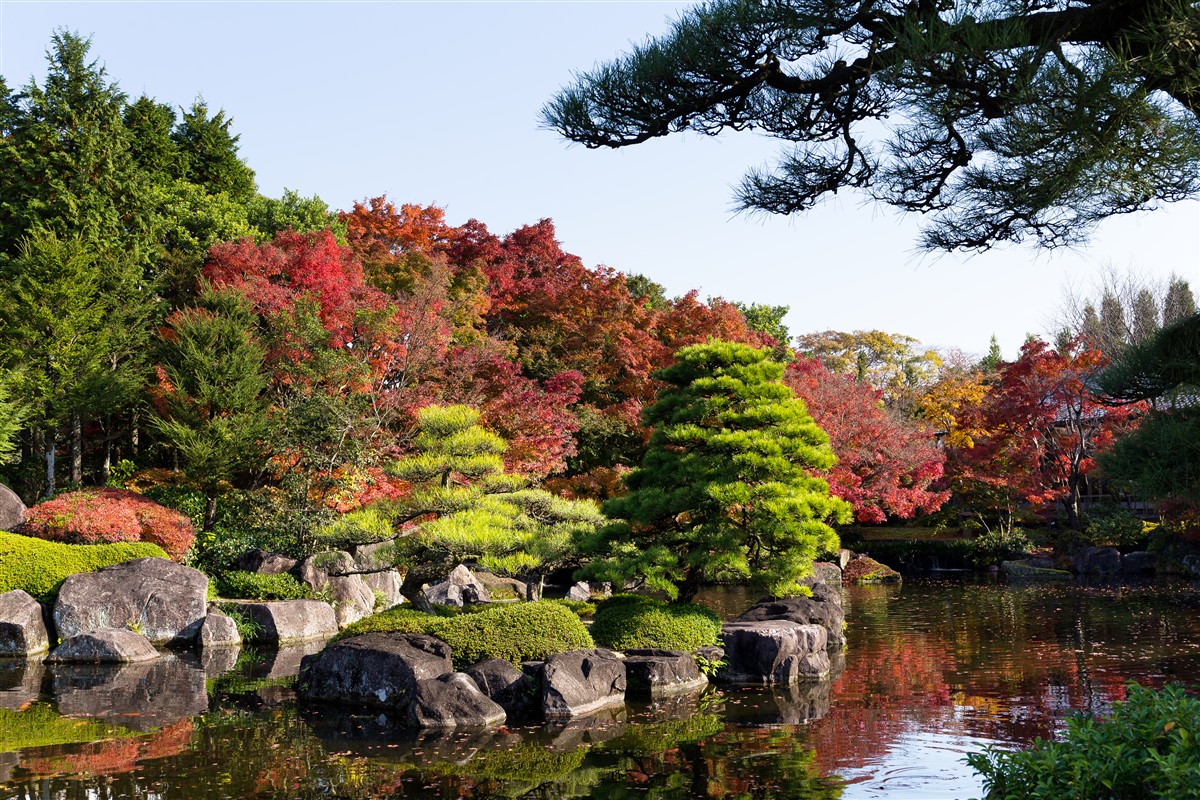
top-left (2, 576), bottom-right (1199, 799)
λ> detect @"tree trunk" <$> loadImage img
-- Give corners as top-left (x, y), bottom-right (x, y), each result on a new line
top-left (130, 409), bottom-right (139, 458)
top-left (70, 412), bottom-right (82, 486)
top-left (42, 429), bottom-right (56, 499)
top-left (523, 571), bottom-right (544, 601)
top-left (203, 492), bottom-right (218, 533)
top-left (399, 568), bottom-right (435, 613)
top-left (101, 413), bottom-right (112, 486)
top-left (678, 570), bottom-right (703, 604)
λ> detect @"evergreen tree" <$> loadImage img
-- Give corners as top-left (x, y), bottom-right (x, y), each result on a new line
top-left (172, 99), bottom-right (256, 201)
top-left (1164, 277), bottom-right (1198, 326)
top-left (0, 374), bottom-right (27, 466)
top-left (978, 335), bottom-right (1003, 373)
top-left (1099, 291), bottom-right (1129, 357)
top-left (123, 95), bottom-right (181, 180)
top-left (151, 287), bottom-right (271, 530)
top-left (582, 341), bottom-right (851, 602)
top-left (1131, 288), bottom-right (1160, 345)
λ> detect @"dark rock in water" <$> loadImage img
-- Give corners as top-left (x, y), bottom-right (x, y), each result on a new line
top-left (723, 680), bottom-right (833, 725)
top-left (1120, 551), bottom-right (1157, 574)
top-left (50, 654), bottom-right (207, 731)
top-left (54, 558), bottom-right (208, 646)
top-left (0, 658), bottom-right (44, 710)
top-left (424, 564), bottom-right (492, 608)
top-left (0, 589), bottom-right (49, 657)
top-left (718, 620), bottom-right (829, 684)
top-left (297, 551), bottom-right (376, 628)
top-left (198, 612), bottom-right (242, 648)
top-left (251, 639), bottom-right (329, 680)
top-left (622, 649), bottom-right (707, 698)
top-left (238, 600), bottom-right (338, 644)
top-left (736, 584), bottom-right (845, 649)
top-left (0, 483), bottom-right (26, 532)
top-left (298, 632), bottom-right (453, 712)
top-left (234, 549), bottom-right (297, 575)
top-left (543, 710), bottom-right (627, 752)
top-left (198, 644), bottom-right (241, 679)
top-left (47, 629), bottom-right (160, 663)
top-left (464, 658), bottom-right (539, 721)
top-left (842, 555), bottom-right (902, 584)
top-left (542, 648), bottom-right (626, 719)
top-left (407, 672), bottom-right (507, 728)
top-left (1073, 546), bottom-right (1123, 575)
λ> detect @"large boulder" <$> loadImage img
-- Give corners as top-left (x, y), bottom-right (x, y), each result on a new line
top-left (565, 581), bottom-right (593, 602)
top-left (719, 620), bottom-right (830, 684)
top-left (198, 612), bottom-right (242, 648)
top-left (735, 584), bottom-right (845, 649)
top-left (47, 629), bottom-right (160, 663)
top-left (296, 551), bottom-right (376, 628)
top-left (50, 654), bottom-right (208, 731)
top-left (361, 569), bottom-right (405, 609)
top-left (0, 589), bottom-right (49, 656)
top-left (424, 564), bottom-right (491, 607)
top-left (805, 563), bottom-right (844, 587)
top-left (407, 672), bottom-right (507, 728)
top-left (463, 658), bottom-right (539, 721)
top-left (1073, 546), bottom-right (1123, 575)
top-left (298, 632), bottom-right (453, 711)
top-left (234, 549), bottom-right (298, 575)
top-left (1120, 551), bottom-right (1158, 574)
top-left (54, 558), bottom-right (208, 646)
top-left (349, 541), bottom-right (397, 573)
top-left (0, 484), bottom-right (25, 532)
top-left (541, 648), bottom-right (626, 719)
top-left (239, 600), bottom-right (338, 644)
top-left (474, 571), bottom-right (528, 601)
top-left (622, 649), bottom-right (708, 698)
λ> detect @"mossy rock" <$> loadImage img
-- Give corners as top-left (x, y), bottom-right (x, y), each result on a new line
top-left (842, 555), bottom-right (902, 584)
top-left (0, 530), bottom-right (167, 600)
top-left (590, 595), bottom-right (721, 652)
top-left (334, 600), bottom-right (594, 669)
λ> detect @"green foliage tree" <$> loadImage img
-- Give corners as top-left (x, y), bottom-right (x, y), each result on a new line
top-left (581, 341), bottom-right (852, 602)
top-left (171, 99), bottom-right (256, 201)
top-left (543, 1), bottom-right (1200, 252)
top-left (0, 374), bottom-right (27, 466)
top-left (365, 405), bottom-right (606, 603)
top-left (151, 287), bottom-right (271, 530)
top-left (733, 301), bottom-right (792, 358)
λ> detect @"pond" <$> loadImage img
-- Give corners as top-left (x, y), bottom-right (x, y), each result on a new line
top-left (2, 576), bottom-right (1199, 799)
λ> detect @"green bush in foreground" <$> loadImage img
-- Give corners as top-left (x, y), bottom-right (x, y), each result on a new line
top-left (968, 683), bottom-right (1200, 800)
top-left (0, 530), bottom-right (167, 599)
top-left (590, 594), bottom-right (721, 652)
top-left (334, 600), bottom-right (594, 669)
top-left (214, 570), bottom-right (313, 601)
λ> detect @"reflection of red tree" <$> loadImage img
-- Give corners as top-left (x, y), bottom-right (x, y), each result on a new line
top-left (17, 719), bottom-right (194, 779)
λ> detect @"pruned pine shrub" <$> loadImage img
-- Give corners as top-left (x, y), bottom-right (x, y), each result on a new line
top-left (0, 530), bottom-right (166, 599)
top-left (590, 594), bottom-right (721, 652)
top-left (214, 570), bottom-right (313, 601)
top-left (20, 488), bottom-right (195, 560)
top-left (968, 683), bottom-right (1200, 800)
top-left (333, 601), bottom-right (594, 669)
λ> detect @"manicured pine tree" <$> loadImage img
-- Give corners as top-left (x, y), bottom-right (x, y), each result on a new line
top-left (582, 340), bottom-right (852, 602)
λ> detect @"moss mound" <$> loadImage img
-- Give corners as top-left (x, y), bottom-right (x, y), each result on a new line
top-left (842, 555), bottom-right (902, 584)
top-left (590, 595), bottom-right (721, 652)
top-left (334, 600), bottom-right (594, 669)
top-left (0, 530), bottom-right (167, 599)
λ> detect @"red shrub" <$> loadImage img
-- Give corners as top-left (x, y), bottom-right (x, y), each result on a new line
top-left (20, 489), bottom-right (195, 560)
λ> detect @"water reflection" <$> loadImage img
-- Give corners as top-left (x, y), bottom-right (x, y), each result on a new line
top-left (0, 577), bottom-right (1197, 799)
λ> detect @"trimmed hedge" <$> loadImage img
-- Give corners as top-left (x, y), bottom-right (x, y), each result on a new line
top-left (590, 595), bottom-right (721, 652)
top-left (334, 601), bottom-right (594, 669)
top-left (214, 570), bottom-right (314, 601)
top-left (0, 530), bottom-right (167, 599)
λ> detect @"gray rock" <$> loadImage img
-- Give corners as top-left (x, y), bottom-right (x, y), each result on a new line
top-left (240, 600), bottom-right (339, 644)
top-left (198, 612), bottom-right (242, 648)
top-left (362, 569), bottom-right (405, 609)
top-left (234, 549), bottom-right (298, 575)
top-left (350, 540), bottom-right (398, 572)
top-left (47, 629), bottom-right (160, 663)
top-left (719, 620), bottom-right (830, 684)
top-left (407, 672), bottom-right (507, 728)
top-left (805, 563), bottom-right (843, 587)
top-left (298, 632), bottom-right (453, 711)
top-left (1183, 554), bottom-right (1200, 578)
top-left (474, 571), bottom-right (528, 601)
top-left (51, 654), bottom-right (207, 731)
top-left (54, 558), bottom-right (209, 646)
top-left (0, 589), bottom-right (49, 656)
top-left (464, 657), bottom-right (539, 720)
top-left (735, 586), bottom-right (846, 649)
top-left (1073, 546), bottom-right (1123, 575)
top-left (835, 549), bottom-right (853, 569)
top-left (297, 552), bottom-right (376, 628)
top-left (0, 483), bottom-right (26, 532)
top-left (424, 564), bottom-right (492, 607)
top-left (622, 649), bottom-right (708, 698)
top-left (695, 645), bottom-right (725, 665)
top-left (542, 648), bottom-right (626, 719)
top-left (0, 658), bottom-right (44, 710)
top-left (565, 581), bottom-right (592, 602)
top-left (1121, 551), bottom-right (1158, 574)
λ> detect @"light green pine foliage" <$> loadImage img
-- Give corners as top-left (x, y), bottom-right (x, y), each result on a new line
top-left (585, 341), bottom-right (852, 601)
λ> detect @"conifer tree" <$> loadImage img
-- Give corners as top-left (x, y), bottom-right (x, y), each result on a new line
top-left (582, 341), bottom-right (852, 602)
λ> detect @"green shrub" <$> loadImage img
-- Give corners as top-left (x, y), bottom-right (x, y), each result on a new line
top-left (590, 595), bottom-right (721, 652)
top-left (858, 539), bottom-right (976, 570)
top-left (214, 570), bottom-right (314, 601)
top-left (214, 603), bottom-right (264, 642)
top-left (549, 598), bottom-right (597, 618)
top-left (971, 528), bottom-right (1033, 568)
top-left (334, 601), bottom-right (595, 669)
top-left (0, 530), bottom-right (167, 599)
top-left (968, 683), bottom-right (1200, 800)
top-left (1082, 506), bottom-right (1151, 549)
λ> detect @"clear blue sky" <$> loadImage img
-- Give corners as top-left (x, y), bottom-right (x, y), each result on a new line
top-left (3, 0), bottom-right (1197, 358)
